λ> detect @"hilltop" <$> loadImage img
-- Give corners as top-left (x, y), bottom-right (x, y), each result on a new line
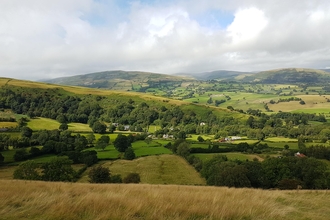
top-left (44, 70), bottom-right (194, 91)
top-left (240, 68), bottom-right (330, 84)
top-left (176, 70), bottom-right (251, 81)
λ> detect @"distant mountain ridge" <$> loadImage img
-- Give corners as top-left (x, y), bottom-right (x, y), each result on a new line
top-left (44, 70), bottom-right (193, 91)
top-left (176, 70), bottom-right (251, 81)
top-left (43, 68), bottom-right (330, 91)
top-left (240, 68), bottom-right (330, 84)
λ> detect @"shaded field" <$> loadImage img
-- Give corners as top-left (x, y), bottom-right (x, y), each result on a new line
top-left (194, 152), bottom-right (264, 162)
top-left (1, 179), bottom-right (330, 220)
top-left (81, 155), bottom-right (205, 185)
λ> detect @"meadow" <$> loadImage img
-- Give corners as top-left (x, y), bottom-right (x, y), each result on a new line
top-left (79, 154), bottom-right (204, 185)
top-left (1, 179), bottom-right (330, 220)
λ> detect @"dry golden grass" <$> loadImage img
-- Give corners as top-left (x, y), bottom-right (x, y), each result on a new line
top-left (269, 95), bottom-right (330, 112)
top-left (1, 179), bottom-right (330, 220)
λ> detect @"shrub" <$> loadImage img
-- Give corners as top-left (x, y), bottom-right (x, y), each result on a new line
top-left (88, 166), bottom-right (111, 183)
top-left (124, 147), bottom-right (135, 160)
top-left (13, 160), bottom-right (40, 180)
top-left (123, 173), bottom-right (140, 183)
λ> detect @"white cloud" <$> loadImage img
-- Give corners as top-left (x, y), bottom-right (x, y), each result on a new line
top-left (0, 0), bottom-right (330, 80)
top-left (227, 8), bottom-right (268, 45)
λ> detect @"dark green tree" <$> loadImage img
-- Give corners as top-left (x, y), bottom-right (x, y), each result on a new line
top-left (197, 136), bottom-right (204, 142)
top-left (0, 153), bottom-right (4, 165)
top-left (21, 126), bottom-right (33, 138)
top-left (13, 160), bottom-right (40, 180)
top-left (176, 142), bottom-right (191, 158)
top-left (92, 121), bottom-right (107, 134)
top-left (88, 166), bottom-right (111, 183)
top-left (80, 150), bottom-right (98, 166)
top-left (96, 135), bottom-right (110, 151)
top-left (124, 147), bottom-right (136, 160)
top-left (114, 134), bottom-right (131, 152)
top-left (59, 123), bottom-right (68, 131)
top-left (14, 148), bottom-right (29, 161)
top-left (86, 133), bottom-right (96, 145)
top-left (42, 157), bottom-right (76, 182)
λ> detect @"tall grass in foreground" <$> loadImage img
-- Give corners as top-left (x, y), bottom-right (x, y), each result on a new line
top-left (1, 180), bottom-right (330, 220)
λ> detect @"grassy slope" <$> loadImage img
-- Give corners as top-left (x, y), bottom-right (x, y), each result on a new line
top-left (1, 180), bottom-right (330, 220)
top-left (79, 155), bottom-right (204, 185)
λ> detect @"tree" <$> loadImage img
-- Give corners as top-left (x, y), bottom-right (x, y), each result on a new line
top-left (123, 173), bottom-right (140, 183)
top-left (56, 114), bottom-right (67, 123)
top-left (42, 157), bottom-right (76, 182)
top-left (59, 123), bottom-right (68, 131)
top-left (21, 126), bottom-right (33, 138)
top-left (88, 166), bottom-right (111, 183)
top-left (124, 147), bottom-right (136, 160)
top-left (114, 134), bottom-right (131, 152)
top-left (96, 135), bottom-right (110, 151)
top-left (111, 174), bottom-right (122, 183)
top-left (14, 148), bottom-right (29, 161)
top-left (197, 136), bottom-right (205, 142)
top-left (108, 124), bottom-right (116, 133)
top-left (80, 150), bottom-right (98, 166)
top-left (176, 131), bottom-right (186, 139)
top-left (86, 133), bottom-right (96, 145)
top-left (13, 160), bottom-right (40, 180)
top-left (92, 121), bottom-right (107, 134)
top-left (0, 153), bottom-right (4, 165)
top-left (176, 142), bottom-right (191, 158)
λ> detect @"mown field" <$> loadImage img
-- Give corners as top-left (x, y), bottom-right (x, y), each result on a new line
top-left (1, 179), bottom-right (330, 220)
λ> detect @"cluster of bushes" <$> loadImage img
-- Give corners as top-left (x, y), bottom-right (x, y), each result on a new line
top-left (88, 166), bottom-right (140, 184)
top-left (201, 155), bottom-right (330, 189)
top-left (14, 157), bottom-right (81, 182)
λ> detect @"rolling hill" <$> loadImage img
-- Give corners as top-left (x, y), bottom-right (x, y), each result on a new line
top-left (240, 68), bottom-right (330, 84)
top-left (177, 70), bottom-right (252, 81)
top-left (44, 70), bottom-right (195, 91)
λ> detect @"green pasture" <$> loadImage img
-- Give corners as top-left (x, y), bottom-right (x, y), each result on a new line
top-left (28, 118), bottom-right (60, 131)
top-left (68, 123), bottom-right (92, 132)
top-left (230, 139), bottom-right (259, 145)
top-left (148, 125), bottom-right (161, 133)
top-left (1, 150), bottom-right (16, 163)
top-left (132, 140), bottom-right (172, 157)
top-left (186, 134), bottom-right (214, 141)
top-left (265, 137), bottom-right (297, 142)
top-left (89, 154), bottom-right (206, 185)
top-left (261, 141), bottom-right (298, 150)
top-left (86, 140), bottom-right (172, 159)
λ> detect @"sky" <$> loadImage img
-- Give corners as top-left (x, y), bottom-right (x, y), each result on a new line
top-left (1, 0), bottom-right (330, 80)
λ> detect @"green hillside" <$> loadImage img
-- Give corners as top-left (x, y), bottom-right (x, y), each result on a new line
top-left (44, 70), bottom-right (195, 91)
top-left (241, 68), bottom-right (330, 84)
top-left (176, 70), bottom-right (251, 81)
